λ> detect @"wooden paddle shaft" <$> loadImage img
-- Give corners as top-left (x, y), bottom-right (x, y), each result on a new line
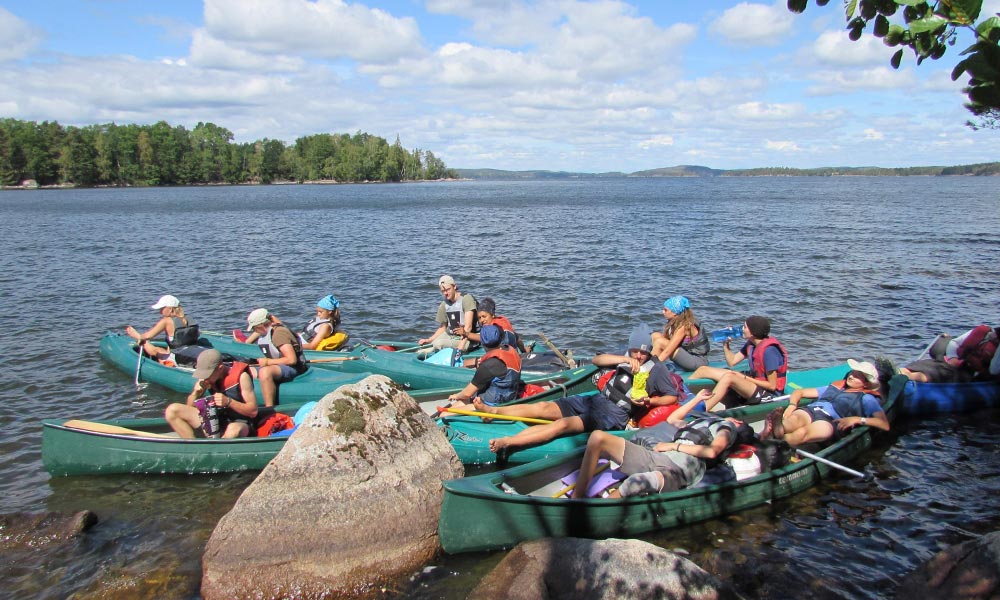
top-left (537, 333), bottom-right (576, 368)
top-left (439, 407), bottom-right (553, 425)
top-left (61, 420), bottom-right (176, 438)
top-left (307, 356), bottom-right (360, 363)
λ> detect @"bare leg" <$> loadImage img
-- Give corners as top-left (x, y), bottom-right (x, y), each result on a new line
top-left (473, 398), bottom-right (564, 420)
top-left (165, 403), bottom-right (201, 439)
top-left (490, 415), bottom-right (585, 452)
top-left (899, 368), bottom-right (931, 383)
top-left (574, 431), bottom-right (627, 498)
top-left (255, 366), bottom-right (280, 406)
top-left (782, 419), bottom-right (835, 446)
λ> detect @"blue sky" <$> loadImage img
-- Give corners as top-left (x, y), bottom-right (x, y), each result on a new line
top-left (1, 0), bottom-right (996, 172)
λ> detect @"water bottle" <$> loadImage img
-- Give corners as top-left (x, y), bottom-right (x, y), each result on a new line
top-left (710, 324), bottom-right (744, 343)
top-left (204, 401), bottom-right (221, 438)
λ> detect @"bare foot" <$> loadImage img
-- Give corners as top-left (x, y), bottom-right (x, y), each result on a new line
top-left (489, 437), bottom-right (511, 453)
top-left (472, 397), bottom-right (497, 414)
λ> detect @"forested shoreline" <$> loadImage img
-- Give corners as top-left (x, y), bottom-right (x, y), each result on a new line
top-left (0, 118), bottom-right (457, 188)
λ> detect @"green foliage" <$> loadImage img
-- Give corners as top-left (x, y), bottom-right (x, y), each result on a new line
top-left (0, 119), bottom-right (455, 188)
top-left (800, 0), bottom-right (1000, 128)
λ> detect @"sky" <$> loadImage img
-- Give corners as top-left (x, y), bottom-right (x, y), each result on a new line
top-left (1, 0), bottom-right (997, 172)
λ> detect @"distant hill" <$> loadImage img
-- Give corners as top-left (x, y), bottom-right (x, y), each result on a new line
top-left (455, 162), bottom-right (1000, 180)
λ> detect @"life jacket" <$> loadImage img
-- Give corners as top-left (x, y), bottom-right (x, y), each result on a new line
top-left (444, 294), bottom-right (479, 333)
top-left (210, 361), bottom-right (251, 402)
top-left (817, 384), bottom-right (871, 419)
top-left (258, 324), bottom-right (307, 373)
top-left (478, 346), bottom-right (522, 405)
top-left (491, 316), bottom-right (520, 349)
top-left (255, 412), bottom-right (295, 437)
top-left (673, 415), bottom-right (740, 468)
top-left (168, 316), bottom-right (200, 348)
top-left (300, 317), bottom-right (332, 343)
top-left (748, 337), bottom-right (788, 393)
top-left (598, 362), bottom-right (686, 413)
top-left (955, 325), bottom-right (999, 375)
top-left (670, 320), bottom-right (710, 357)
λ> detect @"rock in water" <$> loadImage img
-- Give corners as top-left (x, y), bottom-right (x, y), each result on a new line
top-left (201, 375), bottom-right (464, 600)
top-left (897, 530), bottom-right (1000, 599)
top-left (0, 510), bottom-right (98, 551)
top-left (468, 537), bottom-right (742, 600)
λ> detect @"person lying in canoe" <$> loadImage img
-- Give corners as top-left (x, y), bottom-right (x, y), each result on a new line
top-left (572, 388), bottom-right (750, 498)
top-left (455, 325), bottom-right (684, 453)
top-left (447, 324), bottom-right (522, 406)
top-left (242, 308), bottom-right (308, 406)
top-left (459, 296), bottom-right (526, 353)
top-left (652, 295), bottom-right (710, 371)
top-left (759, 359), bottom-right (889, 446)
top-left (165, 349), bottom-right (258, 438)
top-left (690, 315), bottom-right (788, 407)
top-left (418, 275), bottom-right (478, 351)
top-left (125, 294), bottom-right (204, 366)
top-left (900, 325), bottom-right (999, 383)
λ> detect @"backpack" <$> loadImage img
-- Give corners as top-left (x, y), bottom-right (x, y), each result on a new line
top-left (955, 325), bottom-right (999, 375)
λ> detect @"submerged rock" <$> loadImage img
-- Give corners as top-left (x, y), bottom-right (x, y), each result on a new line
top-left (0, 510), bottom-right (97, 551)
top-left (897, 530), bottom-right (1000, 599)
top-left (201, 375), bottom-right (464, 600)
top-left (469, 537), bottom-right (743, 600)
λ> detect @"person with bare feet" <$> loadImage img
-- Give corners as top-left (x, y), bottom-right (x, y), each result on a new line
top-left (690, 315), bottom-right (787, 407)
top-left (454, 325), bottom-right (685, 453)
top-left (760, 359), bottom-right (889, 446)
top-left (572, 389), bottom-right (750, 498)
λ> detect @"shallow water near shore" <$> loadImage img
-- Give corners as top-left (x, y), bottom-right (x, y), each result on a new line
top-left (1, 177), bottom-right (998, 598)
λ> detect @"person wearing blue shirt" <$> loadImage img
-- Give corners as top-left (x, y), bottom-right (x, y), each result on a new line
top-left (762, 359), bottom-right (889, 446)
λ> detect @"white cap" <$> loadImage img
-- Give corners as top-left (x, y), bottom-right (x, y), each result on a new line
top-left (151, 295), bottom-right (180, 310)
top-left (439, 275), bottom-right (455, 289)
top-left (847, 359), bottom-right (879, 384)
top-left (246, 308), bottom-right (270, 330)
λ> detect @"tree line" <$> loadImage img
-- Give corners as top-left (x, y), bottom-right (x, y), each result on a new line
top-left (0, 118), bottom-right (457, 188)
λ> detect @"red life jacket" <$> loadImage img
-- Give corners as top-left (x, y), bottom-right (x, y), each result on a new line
top-left (481, 345), bottom-right (522, 372)
top-left (492, 315), bottom-right (516, 333)
top-left (955, 325), bottom-right (999, 375)
top-left (211, 361), bottom-right (251, 400)
top-left (749, 337), bottom-right (788, 393)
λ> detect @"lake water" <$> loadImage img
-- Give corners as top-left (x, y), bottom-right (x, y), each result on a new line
top-left (1, 178), bottom-right (998, 598)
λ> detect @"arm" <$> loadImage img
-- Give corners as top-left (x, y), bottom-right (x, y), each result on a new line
top-left (419, 324), bottom-right (447, 345)
top-left (216, 372), bottom-right (259, 419)
top-left (259, 343), bottom-right (298, 368)
top-left (666, 389), bottom-right (713, 425)
top-left (187, 378), bottom-right (209, 405)
top-left (458, 309), bottom-right (476, 336)
top-left (447, 382), bottom-right (479, 402)
top-left (126, 317), bottom-right (168, 342)
top-left (783, 387), bottom-right (820, 418)
top-left (723, 339), bottom-right (746, 367)
top-left (837, 409), bottom-right (890, 432)
top-left (654, 429), bottom-right (732, 460)
top-left (300, 323), bottom-right (333, 350)
top-left (655, 327), bottom-right (687, 362)
top-left (592, 353), bottom-right (638, 371)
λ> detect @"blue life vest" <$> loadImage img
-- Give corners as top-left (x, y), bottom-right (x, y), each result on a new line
top-left (478, 346), bottom-right (522, 405)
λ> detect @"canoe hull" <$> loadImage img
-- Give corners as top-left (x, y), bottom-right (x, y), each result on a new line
top-left (900, 379), bottom-right (1000, 415)
top-left (438, 374), bottom-right (904, 554)
top-left (42, 415), bottom-right (296, 476)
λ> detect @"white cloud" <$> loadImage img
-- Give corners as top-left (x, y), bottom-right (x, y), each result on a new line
top-left (189, 29), bottom-right (304, 72)
top-left (806, 66), bottom-right (916, 94)
top-left (734, 101), bottom-right (804, 120)
top-left (639, 135), bottom-right (674, 149)
top-left (765, 140), bottom-right (801, 151)
top-left (0, 7), bottom-right (44, 62)
top-left (709, 1), bottom-right (796, 46)
top-left (203, 0), bottom-right (424, 64)
top-left (863, 128), bottom-right (884, 140)
top-left (812, 30), bottom-right (890, 66)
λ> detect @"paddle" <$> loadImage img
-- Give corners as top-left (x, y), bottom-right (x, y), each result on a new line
top-left (552, 461), bottom-right (612, 498)
top-left (537, 333), bottom-right (576, 369)
top-left (795, 448), bottom-right (872, 481)
top-left (62, 419), bottom-right (176, 439)
top-left (307, 356), bottom-right (360, 364)
top-left (134, 343), bottom-right (144, 387)
top-left (398, 343), bottom-right (435, 353)
top-left (437, 406), bottom-right (554, 425)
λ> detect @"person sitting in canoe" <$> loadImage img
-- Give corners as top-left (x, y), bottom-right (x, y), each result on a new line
top-left (760, 359), bottom-right (889, 446)
top-left (164, 349), bottom-right (258, 438)
top-left (651, 295), bottom-right (710, 371)
top-left (572, 388), bottom-right (750, 498)
top-left (899, 325), bottom-right (999, 383)
top-left (125, 294), bottom-right (204, 366)
top-left (243, 308), bottom-right (307, 406)
top-left (690, 315), bottom-right (788, 406)
top-left (418, 275), bottom-right (478, 351)
top-left (459, 297), bottom-right (526, 353)
top-left (297, 294), bottom-right (348, 351)
top-left (456, 324), bottom-right (684, 453)
top-left (446, 324), bottom-right (522, 406)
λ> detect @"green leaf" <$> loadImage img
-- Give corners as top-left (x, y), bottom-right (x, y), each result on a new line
top-left (946, 0), bottom-right (982, 24)
top-left (874, 14), bottom-right (890, 37)
top-left (908, 14), bottom-right (949, 34)
top-left (891, 48), bottom-right (904, 68)
top-left (846, 0), bottom-right (858, 20)
top-left (788, 0), bottom-right (808, 13)
top-left (893, 0), bottom-right (924, 5)
top-left (976, 16), bottom-right (1000, 42)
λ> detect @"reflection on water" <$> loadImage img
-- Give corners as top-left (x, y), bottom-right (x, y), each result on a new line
top-left (1, 178), bottom-right (998, 598)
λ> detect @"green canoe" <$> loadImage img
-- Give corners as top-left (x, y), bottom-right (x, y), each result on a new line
top-left (42, 405), bottom-right (306, 476)
top-left (437, 362), bottom-right (853, 465)
top-left (198, 331), bottom-right (592, 391)
top-left (437, 374), bottom-right (904, 554)
top-left (100, 332), bottom-right (372, 405)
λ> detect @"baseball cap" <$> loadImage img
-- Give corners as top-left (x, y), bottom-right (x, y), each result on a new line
top-left (480, 324), bottom-right (503, 348)
top-left (192, 349), bottom-right (222, 379)
top-left (317, 295), bottom-right (340, 310)
top-left (439, 275), bottom-right (455, 289)
top-left (627, 324), bottom-right (654, 353)
top-left (246, 308), bottom-right (270, 330)
top-left (151, 295), bottom-right (180, 310)
top-left (846, 359), bottom-right (879, 384)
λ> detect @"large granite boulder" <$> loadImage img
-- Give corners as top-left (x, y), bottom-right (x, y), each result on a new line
top-left (897, 530), bottom-right (1000, 599)
top-left (201, 375), bottom-right (464, 600)
top-left (468, 537), bottom-right (742, 600)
